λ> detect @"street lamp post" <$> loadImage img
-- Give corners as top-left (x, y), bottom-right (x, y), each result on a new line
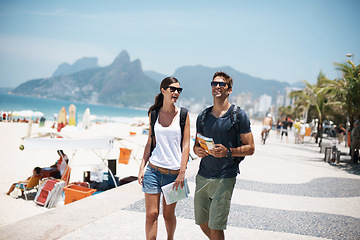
top-left (346, 53), bottom-right (354, 62)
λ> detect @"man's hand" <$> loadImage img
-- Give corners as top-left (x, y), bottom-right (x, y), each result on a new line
top-left (208, 144), bottom-right (227, 158)
top-left (194, 145), bottom-right (209, 158)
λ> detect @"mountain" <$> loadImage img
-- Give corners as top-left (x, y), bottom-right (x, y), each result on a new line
top-left (12, 51), bottom-right (159, 108)
top-left (291, 80), bottom-right (306, 89)
top-left (144, 71), bottom-right (167, 82)
top-left (52, 57), bottom-right (100, 77)
top-left (172, 65), bottom-right (290, 103)
top-left (11, 50), bottom-right (295, 109)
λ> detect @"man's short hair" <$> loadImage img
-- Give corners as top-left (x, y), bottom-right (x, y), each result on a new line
top-left (34, 167), bottom-right (41, 175)
top-left (213, 71), bottom-right (233, 89)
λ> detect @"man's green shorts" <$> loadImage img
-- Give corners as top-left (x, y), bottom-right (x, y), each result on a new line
top-left (194, 174), bottom-right (236, 230)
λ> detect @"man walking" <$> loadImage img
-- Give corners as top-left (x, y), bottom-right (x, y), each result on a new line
top-left (193, 71), bottom-right (255, 239)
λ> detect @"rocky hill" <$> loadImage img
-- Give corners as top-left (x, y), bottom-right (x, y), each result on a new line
top-left (172, 65), bottom-right (290, 105)
top-left (12, 49), bottom-right (298, 108)
top-left (12, 51), bottom-right (159, 108)
top-left (52, 57), bottom-right (100, 77)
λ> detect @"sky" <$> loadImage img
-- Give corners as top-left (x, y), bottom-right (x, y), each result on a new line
top-left (0, 0), bottom-right (359, 88)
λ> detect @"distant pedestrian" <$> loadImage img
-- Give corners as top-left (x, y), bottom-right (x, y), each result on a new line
top-left (336, 123), bottom-right (346, 144)
top-left (281, 117), bottom-right (292, 142)
top-left (293, 119), bottom-right (300, 144)
top-left (351, 120), bottom-right (360, 163)
top-left (276, 119), bottom-right (281, 137)
top-left (299, 120), bottom-right (306, 144)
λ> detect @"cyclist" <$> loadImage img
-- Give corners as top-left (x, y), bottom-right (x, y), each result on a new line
top-left (261, 114), bottom-right (273, 143)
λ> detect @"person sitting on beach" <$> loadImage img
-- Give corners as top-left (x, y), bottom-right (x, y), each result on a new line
top-left (51, 150), bottom-right (69, 179)
top-left (138, 77), bottom-right (190, 240)
top-left (6, 167), bottom-right (42, 195)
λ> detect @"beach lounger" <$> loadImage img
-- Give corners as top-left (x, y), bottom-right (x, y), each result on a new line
top-left (34, 179), bottom-right (65, 208)
top-left (15, 175), bottom-right (42, 200)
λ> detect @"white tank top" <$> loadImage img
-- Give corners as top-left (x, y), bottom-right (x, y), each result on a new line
top-left (149, 110), bottom-right (182, 170)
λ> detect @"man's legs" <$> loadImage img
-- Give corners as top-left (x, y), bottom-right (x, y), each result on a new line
top-left (200, 222), bottom-right (224, 240)
top-left (6, 183), bottom-right (16, 195)
top-left (195, 175), bottom-right (236, 240)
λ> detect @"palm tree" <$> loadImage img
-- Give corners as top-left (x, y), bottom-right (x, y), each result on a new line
top-left (324, 60), bottom-right (360, 130)
top-left (278, 105), bottom-right (295, 120)
top-left (289, 71), bottom-right (330, 144)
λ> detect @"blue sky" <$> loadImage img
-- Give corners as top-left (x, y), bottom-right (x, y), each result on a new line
top-left (0, 0), bottom-right (359, 88)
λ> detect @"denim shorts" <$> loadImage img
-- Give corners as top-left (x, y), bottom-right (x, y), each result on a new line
top-left (142, 165), bottom-right (178, 194)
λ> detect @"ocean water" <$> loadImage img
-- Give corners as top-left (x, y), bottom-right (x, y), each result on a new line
top-left (0, 93), bottom-right (148, 123)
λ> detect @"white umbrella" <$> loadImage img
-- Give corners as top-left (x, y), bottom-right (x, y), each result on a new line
top-left (33, 111), bottom-right (44, 117)
top-left (12, 110), bottom-right (34, 118)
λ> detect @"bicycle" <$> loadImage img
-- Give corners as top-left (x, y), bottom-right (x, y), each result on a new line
top-left (262, 130), bottom-right (269, 144)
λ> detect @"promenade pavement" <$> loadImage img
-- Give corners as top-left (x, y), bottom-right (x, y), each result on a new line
top-left (1, 129), bottom-right (360, 240)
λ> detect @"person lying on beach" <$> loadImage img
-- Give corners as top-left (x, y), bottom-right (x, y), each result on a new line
top-left (6, 167), bottom-right (42, 195)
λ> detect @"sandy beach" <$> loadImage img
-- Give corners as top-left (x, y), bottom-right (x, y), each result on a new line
top-left (0, 118), bottom-right (150, 226)
top-left (0, 112), bottom-right (200, 227)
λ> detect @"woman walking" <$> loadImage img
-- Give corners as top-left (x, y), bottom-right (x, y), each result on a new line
top-left (138, 77), bottom-right (190, 240)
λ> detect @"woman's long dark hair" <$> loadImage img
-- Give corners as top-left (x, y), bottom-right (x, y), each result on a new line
top-left (148, 77), bottom-right (179, 115)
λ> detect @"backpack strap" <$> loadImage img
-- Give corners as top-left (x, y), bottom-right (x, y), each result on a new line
top-left (150, 108), bottom-right (159, 155)
top-left (200, 106), bottom-right (213, 133)
top-left (229, 105), bottom-right (244, 165)
top-left (228, 104), bottom-right (240, 132)
top-left (179, 107), bottom-right (188, 151)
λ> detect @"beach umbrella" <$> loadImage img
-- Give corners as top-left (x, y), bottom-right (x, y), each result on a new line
top-left (32, 111), bottom-right (44, 117)
top-left (12, 110), bottom-right (34, 118)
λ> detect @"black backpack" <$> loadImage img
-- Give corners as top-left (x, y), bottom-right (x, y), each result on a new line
top-left (150, 107), bottom-right (188, 155)
top-left (199, 104), bottom-right (243, 162)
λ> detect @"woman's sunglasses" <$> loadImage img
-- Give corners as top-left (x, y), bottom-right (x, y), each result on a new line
top-left (210, 81), bottom-right (228, 88)
top-left (164, 86), bottom-right (183, 94)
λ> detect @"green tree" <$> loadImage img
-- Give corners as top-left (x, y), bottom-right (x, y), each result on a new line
top-left (289, 71), bottom-right (331, 144)
top-left (323, 60), bottom-right (360, 130)
top-left (278, 105), bottom-right (295, 120)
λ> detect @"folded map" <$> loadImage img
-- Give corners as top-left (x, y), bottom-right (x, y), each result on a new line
top-left (197, 134), bottom-right (215, 152)
top-left (161, 178), bottom-right (190, 205)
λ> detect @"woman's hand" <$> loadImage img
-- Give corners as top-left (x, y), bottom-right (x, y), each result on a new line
top-left (173, 172), bottom-right (185, 191)
top-left (138, 168), bottom-right (144, 185)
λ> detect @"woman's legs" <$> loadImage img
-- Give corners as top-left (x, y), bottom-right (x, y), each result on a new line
top-left (145, 193), bottom-right (161, 240)
top-left (162, 195), bottom-right (177, 240)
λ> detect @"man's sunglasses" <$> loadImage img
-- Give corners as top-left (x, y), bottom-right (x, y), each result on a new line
top-left (210, 81), bottom-right (228, 88)
top-left (164, 86), bottom-right (183, 94)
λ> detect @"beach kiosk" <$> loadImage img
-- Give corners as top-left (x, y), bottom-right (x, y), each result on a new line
top-left (21, 136), bottom-right (118, 188)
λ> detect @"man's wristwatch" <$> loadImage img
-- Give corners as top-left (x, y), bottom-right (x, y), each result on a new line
top-left (226, 148), bottom-right (232, 158)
